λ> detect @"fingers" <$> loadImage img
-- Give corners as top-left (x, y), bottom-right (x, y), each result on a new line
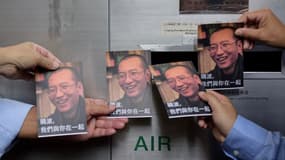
top-left (92, 99), bottom-right (108, 105)
top-left (212, 128), bottom-right (226, 143)
top-left (97, 117), bottom-right (129, 123)
top-left (198, 119), bottom-right (207, 129)
top-left (83, 98), bottom-right (128, 139)
top-left (238, 9), bottom-right (267, 23)
top-left (92, 118), bottom-right (128, 137)
top-left (198, 91), bottom-right (209, 102)
top-left (0, 42), bottom-right (61, 80)
top-left (32, 43), bottom-right (61, 70)
top-left (85, 98), bottom-right (116, 116)
top-left (88, 118), bottom-right (116, 138)
top-left (197, 116), bottom-right (213, 129)
top-left (236, 9), bottom-right (280, 45)
top-left (242, 39), bottom-right (254, 50)
top-left (236, 9), bottom-right (268, 43)
top-left (88, 117), bottom-right (128, 138)
top-left (92, 128), bottom-right (117, 138)
top-left (88, 105), bottom-right (114, 116)
top-left (95, 117), bottom-right (128, 129)
top-left (235, 28), bottom-right (261, 40)
top-left (243, 40), bottom-right (250, 49)
top-left (198, 91), bottom-right (223, 112)
top-left (207, 90), bottom-right (229, 102)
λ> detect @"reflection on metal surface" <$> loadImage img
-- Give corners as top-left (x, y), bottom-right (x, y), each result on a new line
top-left (244, 72), bottom-right (285, 79)
top-left (48, 0), bottom-right (75, 40)
top-left (49, 0), bottom-right (61, 39)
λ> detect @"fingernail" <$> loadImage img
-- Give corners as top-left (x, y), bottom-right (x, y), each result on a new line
top-left (235, 29), bottom-right (242, 35)
top-left (198, 91), bottom-right (205, 95)
top-left (56, 57), bottom-right (62, 64)
top-left (52, 61), bottom-right (60, 69)
top-left (118, 122), bottom-right (125, 128)
top-left (243, 42), bottom-right (249, 49)
top-left (109, 106), bottom-right (116, 111)
top-left (110, 129), bottom-right (116, 134)
top-left (123, 118), bottom-right (129, 123)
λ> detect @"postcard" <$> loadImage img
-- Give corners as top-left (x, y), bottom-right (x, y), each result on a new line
top-left (150, 61), bottom-right (211, 118)
top-left (198, 22), bottom-right (244, 89)
top-left (106, 50), bottom-right (153, 118)
top-left (36, 62), bottom-right (87, 137)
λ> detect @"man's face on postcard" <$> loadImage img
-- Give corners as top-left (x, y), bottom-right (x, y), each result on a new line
top-left (165, 66), bottom-right (201, 98)
top-left (118, 56), bottom-right (150, 98)
top-left (47, 69), bottom-right (81, 113)
top-left (209, 28), bottom-right (242, 71)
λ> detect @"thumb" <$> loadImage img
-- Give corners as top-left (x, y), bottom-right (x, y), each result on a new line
top-left (235, 28), bottom-right (261, 40)
top-left (85, 98), bottom-right (116, 116)
top-left (89, 105), bottom-right (115, 116)
top-left (198, 91), bottom-right (222, 113)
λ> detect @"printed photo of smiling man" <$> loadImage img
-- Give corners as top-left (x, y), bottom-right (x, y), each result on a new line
top-left (36, 62), bottom-right (87, 137)
top-left (150, 61), bottom-right (211, 118)
top-left (106, 50), bottom-right (153, 118)
top-left (198, 23), bottom-right (244, 89)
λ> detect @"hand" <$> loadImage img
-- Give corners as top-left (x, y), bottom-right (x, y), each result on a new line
top-left (69, 98), bottom-right (128, 141)
top-left (235, 9), bottom-right (285, 49)
top-left (198, 90), bottom-right (237, 143)
top-left (0, 42), bottom-right (61, 80)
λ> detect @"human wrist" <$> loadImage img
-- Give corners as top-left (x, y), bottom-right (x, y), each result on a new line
top-left (18, 106), bottom-right (38, 139)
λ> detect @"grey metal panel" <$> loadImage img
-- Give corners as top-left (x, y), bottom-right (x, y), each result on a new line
top-left (0, 0), bottom-right (50, 104)
top-left (0, 0), bottom-right (50, 45)
top-left (1, 0), bottom-right (110, 159)
top-left (3, 138), bottom-right (111, 160)
top-left (110, 0), bottom-right (239, 50)
top-left (109, 0), bottom-right (285, 160)
top-left (0, 0), bottom-right (109, 101)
